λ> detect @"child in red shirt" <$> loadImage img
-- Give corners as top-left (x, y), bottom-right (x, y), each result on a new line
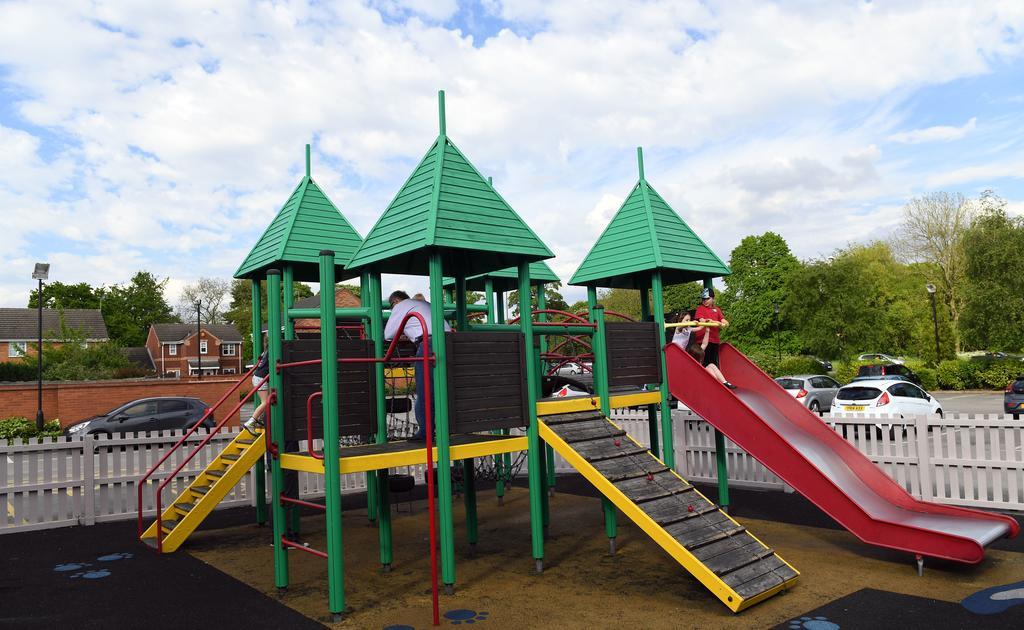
top-left (695, 287), bottom-right (729, 369)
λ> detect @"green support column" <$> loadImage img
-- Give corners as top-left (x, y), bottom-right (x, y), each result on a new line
top-left (455, 274), bottom-right (478, 545)
top-left (282, 266), bottom-right (303, 537)
top-left (519, 261), bottom-right (544, 573)
top-left (367, 272), bottom-right (393, 569)
top-left (464, 458), bottom-right (478, 548)
top-left (266, 271), bottom-right (289, 589)
top-left (495, 291), bottom-right (506, 324)
top-left (361, 276), bottom-right (378, 526)
top-left (495, 290), bottom-right (512, 501)
top-left (651, 271), bottom-right (674, 469)
top-left (588, 292), bottom-right (616, 552)
top-left (319, 252), bottom-right (346, 617)
top-left (639, 285), bottom-right (660, 458)
top-left (704, 277), bottom-right (730, 510)
top-left (428, 252), bottom-right (457, 592)
top-left (251, 279), bottom-right (268, 525)
top-left (537, 286), bottom-right (557, 498)
top-left (485, 278), bottom-right (506, 505)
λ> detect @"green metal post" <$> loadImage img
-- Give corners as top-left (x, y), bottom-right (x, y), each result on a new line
top-left (704, 277), bottom-right (730, 510)
top-left (485, 278), bottom-right (506, 504)
top-left (428, 252), bottom-right (457, 591)
top-left (319, 252), bottom-right (346, 616)
top-left (454, 274), bottom-right (478, 543)
top-left (282, 266), bottom-right (303, 536)
top-left (639, 286), bottom-right (660, 457)
top-left (496, 292), bottom-right (506, 324)
top-left (651, 271), bottom-right (674, 469)
top-left (495, 290), bottom-right (512, 497)
top-left (266, 271), bottom-right (289, 589)
top-left (464, 457), bottom-right (478, 547)
top-left (520, 261), bottom-right (544, 573)
top-left (537, 286), bottom-right (556, 498)
top-left (359, 278), bottom-right (378, 527)
top-left (588, 289), bottom-right (616, 551)
top-left (367, 272), bottom-right (392, 569)
top-left (251, 279), bottom-right (267, 525)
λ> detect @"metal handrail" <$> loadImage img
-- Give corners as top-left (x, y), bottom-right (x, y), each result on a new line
top-left (136, 364), bottom-right (260, 542)
top-left (150, 376), bottom-right (267, 552)
top-left (306, 391), bottom-right (324, 460)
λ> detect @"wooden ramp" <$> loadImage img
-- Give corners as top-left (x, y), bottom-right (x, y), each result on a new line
top-left (540, 410), bottom-right (798, 612)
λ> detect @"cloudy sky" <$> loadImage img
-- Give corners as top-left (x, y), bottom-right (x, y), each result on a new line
top-left (1, 0), bottom-right (1023, 308)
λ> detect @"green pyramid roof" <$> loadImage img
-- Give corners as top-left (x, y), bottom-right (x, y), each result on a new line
top-left (443, 260), bottom-right (561, 293)
top-left (234, 146), bottom-right (363, 282)
top-left (569, 148), bottom-right (730, 289)
top-left (345, 92), bottom-right (554, 277)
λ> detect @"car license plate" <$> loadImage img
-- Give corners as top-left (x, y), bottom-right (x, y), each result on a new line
top-left (845, 405), bottom-right (866, 412)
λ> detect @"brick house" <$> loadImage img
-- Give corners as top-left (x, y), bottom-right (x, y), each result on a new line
top-left (146, 323), bottom-right (244, 377)
top-left (0, 308), bottom-right (108, 363)
top-left (293, 287), bottom-right (362, 337)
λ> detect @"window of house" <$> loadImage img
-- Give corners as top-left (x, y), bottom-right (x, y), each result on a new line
top-left (166, 369), bottom-right (180, 378)
top-left (223, 367), bottom-right (236, 374)
top-left (8, 341), bottom-right (27, 358)
top-left (222, 344), bottom-right (236, 356)
top-left (200, 340), bottom-right (208, 354)
top-left (168, 344), bottom-right (178, 356)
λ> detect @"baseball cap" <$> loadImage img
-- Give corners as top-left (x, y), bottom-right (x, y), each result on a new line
top-left (701, 287), bottom-right (714, 300)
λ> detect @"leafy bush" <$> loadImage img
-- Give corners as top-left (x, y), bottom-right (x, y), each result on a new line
top-left (833, 360), bottom-right (874, 385)
top-left (744, 349), bottom-right (781, 377)
top-left (979, 361), bottom-right (1024, 390)
top-left (0, 417), bottom-right (63, 444)
top-left (903, 360), bottom-right (938, 391)
top-left (0, 361), bottom-right (37, 382)
top-left (776, 355), bottom-right (827, 377)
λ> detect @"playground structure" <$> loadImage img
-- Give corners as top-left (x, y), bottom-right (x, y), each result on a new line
top-left (136, 91), bottom-right (1016, 623)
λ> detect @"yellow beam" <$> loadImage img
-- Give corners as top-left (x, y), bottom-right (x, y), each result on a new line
top-left (536, 391), bottom-right (661, 416)
top-left (539, 419), bottom-right (798, 612)
top-left (281, 436), bottom-right (529, 475)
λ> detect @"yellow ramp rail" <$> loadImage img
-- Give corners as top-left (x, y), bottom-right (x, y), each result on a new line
top-left (140, 430), bottom-right (266, 552)
top-left (540, 411), bottom-right (798, 612)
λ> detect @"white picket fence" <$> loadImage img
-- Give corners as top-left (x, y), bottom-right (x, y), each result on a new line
top-left (3, 412), bottom-right (1023, 534)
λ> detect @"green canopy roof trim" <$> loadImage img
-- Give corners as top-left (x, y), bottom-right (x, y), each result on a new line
top-left (344, 91), bottom-right (554, 277)
top-left (569, 147), bottom-right (730, 289)
top-left (443, 260), bottom-right (561, 292)
top-left (234, 145), bottom-right (363, 282)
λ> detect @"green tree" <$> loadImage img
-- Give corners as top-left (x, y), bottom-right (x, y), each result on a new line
top-left (25, 315), bottom-right (136, 381)
top-left (719, 232), bottom-right (800, 351)
top-left (509, 282), bottom-right (568, 316)
top-left (224, 278), bottom-right (314, 359)
top-left (960, 204), bottom-right (1024, 352)
top-left (663, 282), bottom-right (704, 315)
top-left (102, 272), bottom-right (178, 346)
top-left (28, 282), bottom-right (102, 309)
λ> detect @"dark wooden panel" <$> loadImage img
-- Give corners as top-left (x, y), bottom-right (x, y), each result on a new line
top-left (446, 332), bottom-right (528, 433)
top-left (281, 338), bottom-right (378, 442)
top-left (604, 322), bottom-right (662, 388)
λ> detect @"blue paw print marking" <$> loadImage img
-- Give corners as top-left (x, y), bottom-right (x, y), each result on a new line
top-left (788, 617), bottom-right (839, 630)
top-left (97, 552), bottom-right (133, 562)
top-left (54, 562), bottom-right (89, 572)
top-left (962, 580), bottom-right (1024, 614)
top-left (383, 626), bottom-right (415, 630)
top-left (70, 569), bottom-right (111, 579)
top-left (443, 609), bottom-right (489, 625)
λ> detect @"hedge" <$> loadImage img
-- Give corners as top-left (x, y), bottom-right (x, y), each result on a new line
top-left (0, 362), bottom-right (37, 382)
top-left (0, 417), bottom-right (63, 444)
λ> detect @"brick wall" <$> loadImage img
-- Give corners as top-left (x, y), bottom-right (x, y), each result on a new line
top-left (0, 377), bottom-right (251, 427)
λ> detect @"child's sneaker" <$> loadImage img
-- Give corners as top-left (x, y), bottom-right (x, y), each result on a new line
top-left (243, 416), bottom-right (263, 436)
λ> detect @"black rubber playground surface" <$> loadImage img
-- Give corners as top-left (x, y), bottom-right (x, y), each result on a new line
top-left (1, 475), bottom-right (1022, 629)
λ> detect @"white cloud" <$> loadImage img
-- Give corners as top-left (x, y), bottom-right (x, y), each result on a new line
top-left (1, 1), bottom-right (1023, 309)
top-left (887, 117), bottom-right (978, 144)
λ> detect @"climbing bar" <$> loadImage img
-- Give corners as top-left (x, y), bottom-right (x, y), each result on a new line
top-left (282, 537), bottom-right (328, 559)
top-left (306, 391), bottom-right (324, 460)
top-left (287, 306), bottom-right (372, 321)
top-left (280, 496), bottom-right (326, 511)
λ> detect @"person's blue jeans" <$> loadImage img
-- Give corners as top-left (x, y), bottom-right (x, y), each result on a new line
top-left (413, 341), bottom-right (432, 439)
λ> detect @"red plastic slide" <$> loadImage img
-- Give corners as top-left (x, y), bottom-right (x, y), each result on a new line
top-left (665, 342), bottom-right (1019, 563)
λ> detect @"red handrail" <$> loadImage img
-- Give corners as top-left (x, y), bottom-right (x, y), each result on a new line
top-left (306, 391), bottom-right (324, 460)
top-left (150, 375), bottom-right (267, 552)
top-left (137, 364), bottom-right (260, 541)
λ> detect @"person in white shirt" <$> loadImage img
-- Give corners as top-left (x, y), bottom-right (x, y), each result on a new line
top-left (385, 291), bottom-right (451, 440)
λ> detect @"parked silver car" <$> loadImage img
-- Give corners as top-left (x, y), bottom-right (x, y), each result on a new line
top-left (775, 374), bottom-right (841, 414)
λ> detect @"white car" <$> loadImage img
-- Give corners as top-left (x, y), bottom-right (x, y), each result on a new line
top-left (555, 361), bottom-right (592, 376)
top-left (856, 353), bottom-right (904, 365)
top-left (830, 379), bottom-right (942, 419)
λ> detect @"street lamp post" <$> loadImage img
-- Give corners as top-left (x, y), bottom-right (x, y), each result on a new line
top-left (196, 300), bottom-right (202, 380)
top-left (773, 303), bottom-right (781, 363)
top-left (32, 263), bottom-right (50, 431)
top-left (926, 284), bottom-right (940, 364)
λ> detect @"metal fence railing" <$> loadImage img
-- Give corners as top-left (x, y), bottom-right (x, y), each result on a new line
top-left (4, 411), bottom-right (1023, 534)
